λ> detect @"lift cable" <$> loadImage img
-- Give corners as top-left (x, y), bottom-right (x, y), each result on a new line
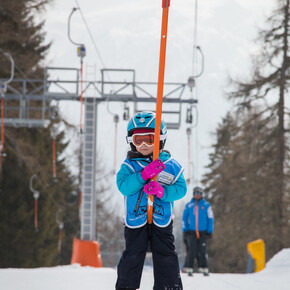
top-left (188, 0), bottom-right (204, 91)
top-left (192, 0), bottom-right (198, 75)
top-left (73, 0), bottom-right (115, 91)
top-left (68, 8), bottom-right (86, 133)
top-left (186, 105), bottom-right (198, 184)
top-left (74, 0), bottom-right (106, 69)
top-left (104, 92), bottom-right (120, 173)
top-left (71, 1), bottom-right (132, 175)
top-left (191, 0), bottom-right (202, 185)
top-left (186, 0), bottom-right (204, 186)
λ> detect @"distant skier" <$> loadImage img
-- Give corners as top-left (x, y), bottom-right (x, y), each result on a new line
top-left (115, 111), bottom-right (187, 290)
top-left (182, 186), bottom-right (214, 276)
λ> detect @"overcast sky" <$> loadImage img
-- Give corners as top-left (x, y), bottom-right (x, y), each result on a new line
top-left (43, 0), bottom-right (276, 206)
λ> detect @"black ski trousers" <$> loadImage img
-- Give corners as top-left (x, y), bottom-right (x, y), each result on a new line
top-left (115, 222), bottom-right (182, 290)
top-left (184, 231), bottom-right (208, 269)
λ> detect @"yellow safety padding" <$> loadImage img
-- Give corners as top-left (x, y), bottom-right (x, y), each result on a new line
top-left (247, 239), bottom-right (265, 272)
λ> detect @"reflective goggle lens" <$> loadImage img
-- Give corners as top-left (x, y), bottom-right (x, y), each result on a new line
top-left (132, 133), bottom-right (155, 147)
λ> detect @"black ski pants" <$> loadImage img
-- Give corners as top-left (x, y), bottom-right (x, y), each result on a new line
top-left (184, 231), bottom-right (208, 269)
top-left (115, 222), bottom-right (183, 290)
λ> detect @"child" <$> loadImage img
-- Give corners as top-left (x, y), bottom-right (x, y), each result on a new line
top-left (115, 111), bottom-right (187, 290)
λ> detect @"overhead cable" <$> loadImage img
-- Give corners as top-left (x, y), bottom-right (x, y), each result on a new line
top-left (192, 0), bottom-right (198, 75)
top-left (74, 0), bottom-right (107, 69)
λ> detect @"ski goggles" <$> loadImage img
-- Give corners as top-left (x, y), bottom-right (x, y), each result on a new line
top-left (127, 133), bottom-right (167, 147)
top-left (194, 190), bottom-right (203, 195)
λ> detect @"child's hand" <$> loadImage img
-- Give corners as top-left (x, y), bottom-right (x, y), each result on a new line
top-left (141, 159), bottom-right (165, 181)
top-left (144, 181), bottom-right (164, 199)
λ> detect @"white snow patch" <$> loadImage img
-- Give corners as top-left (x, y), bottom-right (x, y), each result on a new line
top-left (0, 249), bottom-right (289, 290)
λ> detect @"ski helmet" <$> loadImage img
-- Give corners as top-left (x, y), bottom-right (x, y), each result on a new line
top-left (193, 186), bottom-right (203, 196)
top-left (126, 111), bottom-right (167, 151)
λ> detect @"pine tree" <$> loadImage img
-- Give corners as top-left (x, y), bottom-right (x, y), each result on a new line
top-left (0, 0), bottom-right (80, 267)
top-left (203, 110), bottom-right (281, 272)
top-left (228, 0), bottom-right (290, 249)
top-left (0, 0), bottom-right (51, 79)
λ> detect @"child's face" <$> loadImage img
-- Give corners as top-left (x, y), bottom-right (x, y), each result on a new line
top-left (136, 143), bottom-right (154, 156)
top-left (194, 194), bottom-right (202, 201)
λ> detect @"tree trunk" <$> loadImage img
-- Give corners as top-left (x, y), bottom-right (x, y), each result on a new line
top-left (278, 0), bottom-right (289, 249)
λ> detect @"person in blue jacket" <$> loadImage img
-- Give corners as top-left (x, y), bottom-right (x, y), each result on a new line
top-left (115, 111), bottom-right (187, 290)
top-left (182, 186), bottom-right (214, 276)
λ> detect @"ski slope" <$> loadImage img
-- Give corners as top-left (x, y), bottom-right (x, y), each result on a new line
top-left (0, 249), bottom-right (289, 290)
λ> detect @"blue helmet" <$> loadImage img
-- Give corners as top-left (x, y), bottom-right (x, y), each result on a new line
top-left (126, 111), bottom-right (167, 151)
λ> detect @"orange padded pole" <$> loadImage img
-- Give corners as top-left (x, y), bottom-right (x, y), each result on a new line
top-left (148, 0), bottom-right (170, 224)
top-left (71, 238), bottom-right (102, 267)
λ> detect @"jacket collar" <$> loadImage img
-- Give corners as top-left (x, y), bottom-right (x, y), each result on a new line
top-left (127, 150), bottom-right (171, 162)
top-left (191, 197), bottom-right (204, 203)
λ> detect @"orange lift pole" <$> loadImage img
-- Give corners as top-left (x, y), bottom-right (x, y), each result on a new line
top-left (148, 0), bottom-right (171, 224)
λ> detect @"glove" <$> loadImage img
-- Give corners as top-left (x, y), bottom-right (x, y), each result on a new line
top-left (144, 181), bottom-right (164, 199)
top-left (141, 159), bottom-right (165, 181)
top-left (206, 233), bottom-right (212, 239)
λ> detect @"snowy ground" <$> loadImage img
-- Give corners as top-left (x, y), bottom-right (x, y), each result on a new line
top-left (0, 249), bottom-right (289, 290)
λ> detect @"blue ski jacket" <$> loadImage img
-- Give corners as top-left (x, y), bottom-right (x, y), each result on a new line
top-left (117, 151), bottom-right (187, 228)
top-left (182, 198), bottom-right (214, 234)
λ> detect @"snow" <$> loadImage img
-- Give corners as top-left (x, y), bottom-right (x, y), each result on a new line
top-left (1, 249), bottom-right (289, 290)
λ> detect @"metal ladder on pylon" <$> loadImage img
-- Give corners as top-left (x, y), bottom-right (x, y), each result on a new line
top-left (80, 65), bottom-right (98, 240)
